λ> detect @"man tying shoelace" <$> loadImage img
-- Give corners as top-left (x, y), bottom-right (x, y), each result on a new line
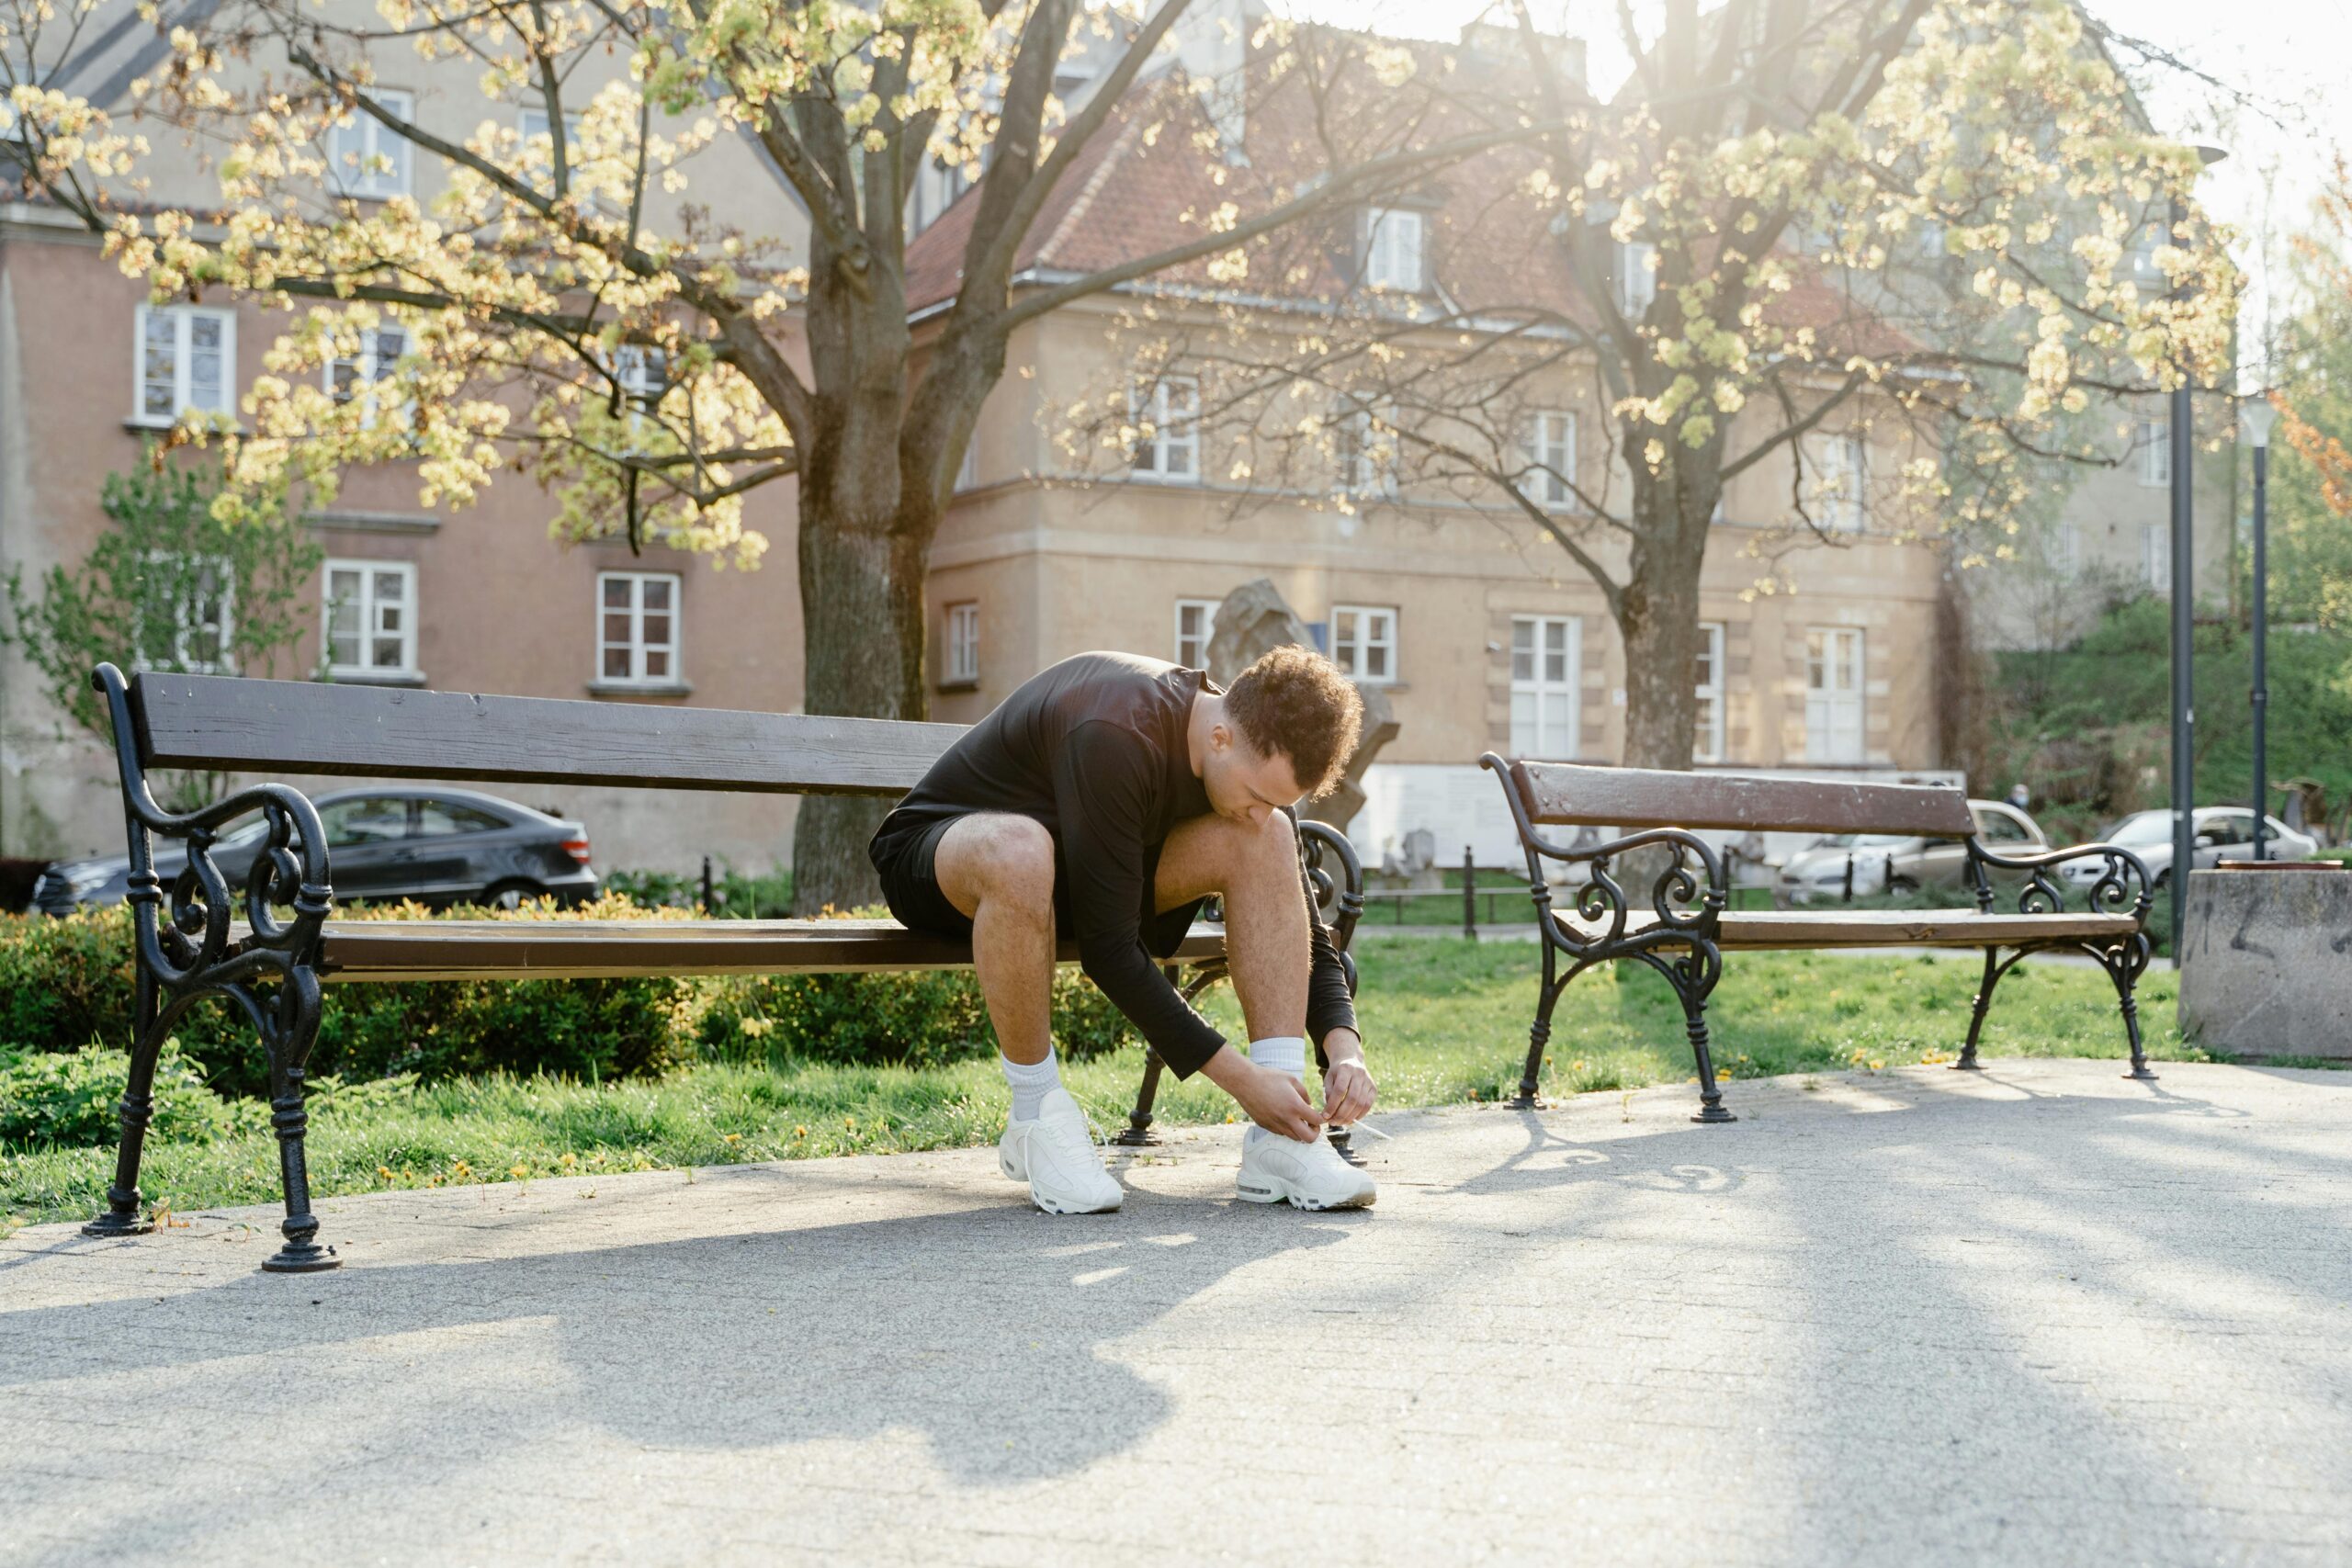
top-left (867, 646), bottom-right (1378, 1213)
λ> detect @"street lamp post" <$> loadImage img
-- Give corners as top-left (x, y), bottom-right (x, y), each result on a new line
top-left (2168, 146), bottom-right (2226, 962)
top-left (2245, 397), bottom-right (2276, 858)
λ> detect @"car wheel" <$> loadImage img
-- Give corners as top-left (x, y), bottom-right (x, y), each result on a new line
top-left (1889, 876), bottom-right (1918, 896)
top-left (2151, 870), bottom-right (2170, 892)
top-left (481, 879), bottom-right (542, 912)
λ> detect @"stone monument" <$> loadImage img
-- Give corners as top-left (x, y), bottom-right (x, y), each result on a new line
top-left (1204, 578), bottom-right (1397, 834)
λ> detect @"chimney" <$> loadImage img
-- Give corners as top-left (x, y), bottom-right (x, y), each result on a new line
top-left (1171, 0), bottom-right (1265, 164)
top-left (1458, 20), bottom-right (1586, 94)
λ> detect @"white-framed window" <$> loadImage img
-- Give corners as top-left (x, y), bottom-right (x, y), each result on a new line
top-left (1129, 375), bottom-right (1200, 482)
top-left (1336, 402), bottom-right (1397, 498)
top-left (1615, 239), bottom-right (1657, 317)
top-left (1803, 432), bottom-right (1866, 532)
top-left (597, 570), bottom-right (681, 686)
top-left (1510, 615), bottom-right (1579, 760)
top-left (327, 88), bottom-right (414, 199)
top-left (943, 601), bottom-right (979, 684)
top-left (133, 304), bottom-right (235, 425)
top-left (135, 553), bottom-right (236, 675)
top-left (1694, 620), bottom-right (1725, 764)
top-left (324, 324), bottom-right (410, 428)
top-left (1332, 604), bottom-right (1396, 685)
top-left (1523, 410), bottom-right (1577, 510)
top-left (1363, 207), bottom-right (1425, 292)
top-left (2053, 518), bottom-right (2079, 575)
top-left (1174, 597), bottom-right (1219, 668)
top-left (322, 559), bottom-right (419, 679)
top-left (2143, 522), bottom-right (2172, 592)
top-left (1804, 626), bottom-right (1865, 762)
top-left (2136, 420), bottom-right (2169, 488)
top-left (519, 105), bottom-right (584, 176)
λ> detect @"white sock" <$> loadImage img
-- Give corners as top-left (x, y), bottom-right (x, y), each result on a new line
top-left (1244, 1037), bottom-right (1308, 1147)
top-left (1002, 1050), bottom-right (1060, 1122)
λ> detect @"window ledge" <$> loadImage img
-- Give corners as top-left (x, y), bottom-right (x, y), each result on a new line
top-left (589, 679), bottom-right (692, 699)
top-left (935, 679), bottom-right (979, 694)
top-left (322, 669), bottom-right (426, 688)
top-left (311, 509), bottom-right (440, 535)
top-left (124, 416), bottom-right (244, 435)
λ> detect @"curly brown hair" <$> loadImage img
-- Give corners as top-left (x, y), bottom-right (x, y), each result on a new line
top-left (1224, 645), bottom-right (1363, 798)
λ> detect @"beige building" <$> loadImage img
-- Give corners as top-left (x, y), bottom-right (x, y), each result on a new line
top-left (4, 6), bottom-right (2215, 880)
top-left (2, 6), bottom-right (813, 869)
top-left (928, 300), bottom-right (1941, 782)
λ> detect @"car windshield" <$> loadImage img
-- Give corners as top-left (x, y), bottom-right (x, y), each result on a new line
top-left (2106, 813), bottom-right (2176, 846)
top-left (1809, 834), bottom-right (1913, 850)
top-left (210, 817), bottom-right (272, 851)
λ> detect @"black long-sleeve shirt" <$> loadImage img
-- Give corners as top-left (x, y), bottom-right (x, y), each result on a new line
top-left (876, 651), bottom-right (1355, 1077)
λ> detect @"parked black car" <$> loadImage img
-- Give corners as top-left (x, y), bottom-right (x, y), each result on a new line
top-left (32, 787), bottom-right (599, 914)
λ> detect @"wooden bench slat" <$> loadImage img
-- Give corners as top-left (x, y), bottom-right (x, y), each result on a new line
top-left (272, 917), bottom-right (1228, 982)
top-left (1510, 761), bottom-right (1977, 837)
top-left (1551, 907), bottom-right (2136, 950)
top-left (135, 673), bottom-right (965, 795)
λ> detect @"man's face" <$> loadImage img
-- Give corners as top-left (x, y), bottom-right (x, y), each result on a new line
top-left (1203, 725), bottom-right (1306, 829)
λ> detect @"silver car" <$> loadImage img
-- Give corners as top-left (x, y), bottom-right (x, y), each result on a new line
top-left (2061, 807), bottom-right (2320, 892)
top-left (1778, 799), bottom-right (2046, 904)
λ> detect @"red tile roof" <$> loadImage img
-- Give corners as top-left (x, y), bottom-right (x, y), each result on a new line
top-left (902, 29), bottom-right (1914, 362)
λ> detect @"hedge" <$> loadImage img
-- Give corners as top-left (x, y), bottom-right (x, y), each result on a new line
top-left (0, 897), bottom-right (1143, 1100)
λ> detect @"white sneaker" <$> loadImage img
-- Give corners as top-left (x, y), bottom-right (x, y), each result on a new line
top-left (1237, 1128), bottom-right (1377, 1211)
top-left (998, 1088), bottom-right (1124, 1214)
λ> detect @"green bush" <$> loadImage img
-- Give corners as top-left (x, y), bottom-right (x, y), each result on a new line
top-left (0, 1039), bottom-right (263, 1149)
top-left (604, 863), bottom-right (795, 918)
top-left (698, 965), bottom-right (1137, 1069)
top-left (2, 897), bottom-right (1149, 1094)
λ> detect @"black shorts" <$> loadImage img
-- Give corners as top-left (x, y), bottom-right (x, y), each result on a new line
top-left (868, 813), bottom-right (1207, 960)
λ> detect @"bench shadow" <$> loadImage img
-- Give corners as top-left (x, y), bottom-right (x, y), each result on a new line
top-left (1439, 1067), bottom-right (2279, 1202)
top-left (0, 1198), bottom-right (1355, 1501)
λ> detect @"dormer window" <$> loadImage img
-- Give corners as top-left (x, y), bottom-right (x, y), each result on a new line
top-left (1364, 208), bottom-right (1425, 292)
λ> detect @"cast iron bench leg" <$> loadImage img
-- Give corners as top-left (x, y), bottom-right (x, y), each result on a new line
top-left (2094, 933), bottom-right (2158, 1081)
top-left (261, 965), bottom-right (337, 1272)
top-left (1659, 945), bottom-right (1735, 1124)
top-left (83, 963), bottom-right (166, 1240)
top-left (1951, 947), bottom-right (2005, 1071)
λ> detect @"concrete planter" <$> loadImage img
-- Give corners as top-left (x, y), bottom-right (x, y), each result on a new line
top-left (2177, 864), bottom-right (2352, 1057)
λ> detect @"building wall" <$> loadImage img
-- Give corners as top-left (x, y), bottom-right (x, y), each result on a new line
top-left (0, 220), bottom-right (808, 872)
top-left (1964, 391), bottom-right (2238, 653)
top-left (922, 306), bottom-right (1947, 777)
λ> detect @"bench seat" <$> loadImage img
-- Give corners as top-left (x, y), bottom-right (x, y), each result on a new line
top-left (1555, 908), bottom-right (2139, 952)
top-left (271, 917), bottom-right (1229, 983)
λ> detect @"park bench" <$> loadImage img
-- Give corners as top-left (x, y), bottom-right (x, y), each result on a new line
top-left (1479, 753), bottom-right (2156, 1123)
top-left (78, 664), bottom-right (1364, 1273)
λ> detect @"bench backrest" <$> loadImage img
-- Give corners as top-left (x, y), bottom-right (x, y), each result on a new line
top-left (1507, 760), bottom-right (1976, 838)
top-left (130, 673), bottom-right (966, 796)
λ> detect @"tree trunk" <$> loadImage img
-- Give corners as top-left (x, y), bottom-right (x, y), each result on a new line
top-left (1614, 465), bottom-right (1715, 772)
top-left (789, 503), bottom-right (933, 915)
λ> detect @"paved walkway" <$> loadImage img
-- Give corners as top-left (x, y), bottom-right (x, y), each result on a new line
top-left (6, 1058), bottom-right (2350, 1567)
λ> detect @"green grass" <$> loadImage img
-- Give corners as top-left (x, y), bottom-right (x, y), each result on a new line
top-left (0, 940), bottom-right (2219, 1229)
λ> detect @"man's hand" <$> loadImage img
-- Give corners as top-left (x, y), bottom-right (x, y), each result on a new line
top-left (1319, 1027), bottom-right (1376, 1126)
top-left (1201, 1044), bottom-right (1327, 1142)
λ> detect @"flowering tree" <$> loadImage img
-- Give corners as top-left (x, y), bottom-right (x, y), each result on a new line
top-left (1083, 0), bottom-right (2236, 769)
top-left (4, 0), bottom-right (1544, 907)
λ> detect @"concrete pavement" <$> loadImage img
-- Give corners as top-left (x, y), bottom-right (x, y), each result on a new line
top-left (6, 1057), bottom-right (2350, 1566)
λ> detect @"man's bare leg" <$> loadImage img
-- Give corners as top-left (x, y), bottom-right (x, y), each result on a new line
top-left (930, 813), bottom-right (1122, 1213)
top-left (932, 813), bottom-right (1057, 1066)
top-left (1153, 811), bottom-right (1309, 1040)
top-left (1156, 811), bottom-right (1377, 1208)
